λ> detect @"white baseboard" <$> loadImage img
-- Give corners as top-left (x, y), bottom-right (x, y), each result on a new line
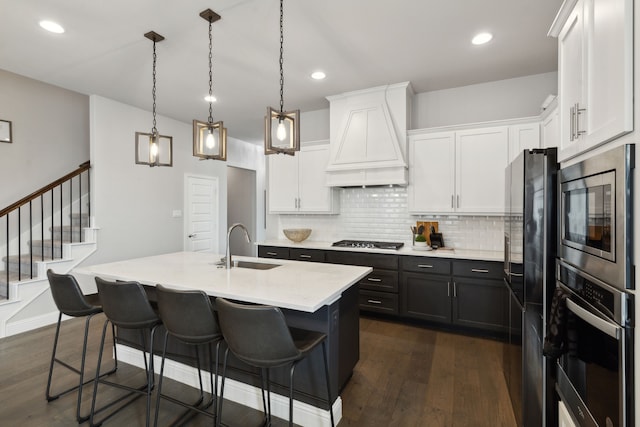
top-left (116, 344), bottom-right (342, 427)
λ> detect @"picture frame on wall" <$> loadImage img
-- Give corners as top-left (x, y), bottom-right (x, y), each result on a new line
top-left (0, 120), bottom-right (12, 143)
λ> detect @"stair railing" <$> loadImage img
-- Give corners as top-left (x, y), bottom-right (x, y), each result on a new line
top-left (0, 161), bottom-right (90, 298)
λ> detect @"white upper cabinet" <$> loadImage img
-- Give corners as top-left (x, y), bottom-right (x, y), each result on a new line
top-left (408, 131), bottom-right (456, 213)
top-left (268, 144), bottom-right (339, 214)
top-left (508, 122), bottom-right (541, 162)
top-left (408, 125), bottom-right (509, 215)
top-left (551, 0), bottom-right (633, 160)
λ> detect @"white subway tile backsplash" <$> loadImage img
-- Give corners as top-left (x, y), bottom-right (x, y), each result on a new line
top-left (269, 186), bottom-right (504, 251)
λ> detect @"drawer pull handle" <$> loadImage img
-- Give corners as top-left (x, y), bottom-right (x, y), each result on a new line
top-left (367, 299), bottom-right (382, 304)
top-left (299, 254), bottom-right (312, 259)
top-left (266, 252), bottom-right (278, 256)
top-left (367, 278), bottom-right (382, 282)
top-left (418, 264), bottom-right (433, 268)
top-left (471, 269), bottom-right (489, 273)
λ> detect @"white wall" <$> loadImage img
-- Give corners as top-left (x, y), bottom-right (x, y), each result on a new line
top-left (85, 95), bottom-right (229, 265)
top-left (0, 69), bottom-right (90, 208)
top-left (413, 71), bottom-right (558, 129)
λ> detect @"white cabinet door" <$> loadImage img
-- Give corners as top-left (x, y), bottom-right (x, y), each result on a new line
top-left (408, 132), bottom-right (455, 213)
top-left (268, 154), bottom-right (298, 213)
top-left (298, 145), bottom-right (336, 213)
top-left (555, 0), bottom-right (633, 160)
top-left (456, 126), bottom-right (509, 214)
top-left (558, 400), bottom-right (578, 427)
top-left (584, 0), bottom-right (633, 144)
top-left (509, 123), bottom-right (540, 162)
top-left (542, 106), bottom-right (560, 149)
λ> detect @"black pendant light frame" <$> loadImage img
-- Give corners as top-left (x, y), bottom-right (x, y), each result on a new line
top-left (193, 9), bottom-right (227, 161)
top-left (264, 0), bottom-right (300, 156)
top-left (136, 31), bottom-right (173, 167)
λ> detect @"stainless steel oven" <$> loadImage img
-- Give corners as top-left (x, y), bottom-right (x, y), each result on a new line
top-left (556, 260), bottom-right (634, 427)
top-left (559, 144), bottom-right (634, 290)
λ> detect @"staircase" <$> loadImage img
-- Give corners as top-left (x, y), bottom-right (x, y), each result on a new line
top-left (0, 162), bottom-right (97, 338)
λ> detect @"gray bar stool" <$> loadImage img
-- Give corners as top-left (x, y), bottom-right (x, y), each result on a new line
top-left (45, 269), bottom-right (117, 423)
top-left (90, 277), bottom-right (162, 427)
top-left (216, 297), bottom-right (335, 427)
top-left (153, 284), bottom-right (223, 426)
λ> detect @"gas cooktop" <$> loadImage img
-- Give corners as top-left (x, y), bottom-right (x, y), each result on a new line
top-left (331, 240), bottom-right (404, 250)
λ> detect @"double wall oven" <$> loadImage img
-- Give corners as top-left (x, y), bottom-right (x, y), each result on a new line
top-left (556, 144), bottom-right (635, 427)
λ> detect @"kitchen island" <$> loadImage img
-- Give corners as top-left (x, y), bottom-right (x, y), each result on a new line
top-left (74, 251), bottom-right (371, 427)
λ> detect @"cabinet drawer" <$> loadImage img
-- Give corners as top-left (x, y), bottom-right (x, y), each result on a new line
top-left (359, 269), bottom-right (398, 293)
top-left (326, 250), bottom-right (398, 270)
top-left (359, 290), bottom-right (398, 314)
top-left (258, 246), bottom-right (290, 260)
top-left (452, 260), bottom-right (502, 280)
top-left (289, 248), bottom-right (325, 263)
top-left (401, 256), bottom-right (450, 275)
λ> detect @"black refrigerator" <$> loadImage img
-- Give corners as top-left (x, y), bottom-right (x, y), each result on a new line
top-left (503, 148), bottom-right (558, 427)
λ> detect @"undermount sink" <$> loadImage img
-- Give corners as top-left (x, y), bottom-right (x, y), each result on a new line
top-left (234, 261), bottom-right (281, 270)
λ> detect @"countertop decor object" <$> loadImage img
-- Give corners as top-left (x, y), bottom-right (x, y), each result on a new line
top-left (283, 228), bottom-right (311, 243)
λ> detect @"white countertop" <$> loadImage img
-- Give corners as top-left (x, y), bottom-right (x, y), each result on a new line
top-left (259, 240), bottom-right (504, 262)
top-left (73, 251), bottom-right (372, 313)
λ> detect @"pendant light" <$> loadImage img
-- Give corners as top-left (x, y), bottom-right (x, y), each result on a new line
top-left (193, 9), bottom-right (227, 161)
top-left (264, 0), bottom-right (299, 155)
top-left (135, 31), bottom-right (173, 167)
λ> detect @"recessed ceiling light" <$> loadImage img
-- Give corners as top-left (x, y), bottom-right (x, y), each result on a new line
top-left (472, 32), bottom-right (493, 45)
top-left (39, 20), bottom-right (65, 34)
top-left (311, 71), bottom-right (326, 80)
top-left (204, 95), bottom-right (217, 103)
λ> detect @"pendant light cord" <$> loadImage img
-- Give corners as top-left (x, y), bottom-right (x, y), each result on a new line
top-left (152, 39), bottom-right (158, 135)
top-left (279, 0), bottom-right (284, 114)
top-left (208, 19), bottom-right (214, 124)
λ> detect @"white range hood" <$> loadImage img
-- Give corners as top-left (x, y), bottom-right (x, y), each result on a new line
top-left (326, 82), bottom-right (413, 187)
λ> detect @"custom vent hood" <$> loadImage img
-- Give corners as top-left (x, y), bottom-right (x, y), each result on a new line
top-left (326, 82), bottom-right (413, 187)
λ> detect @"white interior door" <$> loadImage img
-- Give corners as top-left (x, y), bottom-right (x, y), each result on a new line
top-left (185, 175), bottom-right (219, 253)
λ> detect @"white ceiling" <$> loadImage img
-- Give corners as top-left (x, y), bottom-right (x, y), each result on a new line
top-left (0, 0), bottom-right (562, 143)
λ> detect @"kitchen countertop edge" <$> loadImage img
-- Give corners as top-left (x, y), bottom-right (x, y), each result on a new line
top-left (258, 240), bottom-right (503, 262)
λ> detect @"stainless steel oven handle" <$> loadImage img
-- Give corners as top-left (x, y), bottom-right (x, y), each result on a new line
top-left (566, 299), bottom-right (621, 339)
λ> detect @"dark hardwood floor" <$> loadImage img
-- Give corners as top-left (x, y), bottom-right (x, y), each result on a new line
top-left (0, 313), bottom-right (515, 426)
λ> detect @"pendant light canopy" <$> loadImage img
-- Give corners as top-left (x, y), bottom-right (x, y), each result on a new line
top-left (193, 9), bottom-right (227, 161)
top-left (264, 0), bottom-right (299, 155)
top-left (136, 31), bottom-right (173, 167)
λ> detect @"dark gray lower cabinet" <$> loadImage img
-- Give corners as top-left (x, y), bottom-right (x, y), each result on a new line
top-left (258, 245), bottom-right (506, 335)
top-left (401, 257), bottom-right (507, 333)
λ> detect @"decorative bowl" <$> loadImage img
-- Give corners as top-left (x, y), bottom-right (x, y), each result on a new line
top-left (283, 228), bottom-right (312, 243)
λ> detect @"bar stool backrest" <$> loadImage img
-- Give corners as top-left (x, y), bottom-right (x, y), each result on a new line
top-left (95, 277), bottom-right (159, 329)
top-left (216, 297), bottom-right (301, 368)
top-left (47, 269), bottom-right (101, 317)
top-left (156, 284), bottom-right (221, 344)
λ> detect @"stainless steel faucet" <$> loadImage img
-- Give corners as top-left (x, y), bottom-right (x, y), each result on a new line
top-left (225, 223), bottom-right (251, 269)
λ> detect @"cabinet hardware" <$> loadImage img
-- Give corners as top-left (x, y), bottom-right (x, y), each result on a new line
top-left (367, 299), bottom-right (382, 304)
top-left (451, 195), bottom-right (454, 208)
top-left (299, 254), bottom-right (312, 259)
top-left (266, 252), bottom-right (278, 256)
top-left (447, 282), bottom-right (451, 297)
top-left (471, 268), bottom-right (489, 273)
top-left (453, 282), bottom-right (457, 298)
top-left (570, 105), bottom-right (575, 141)
top-left (510, 272), bottom-right (523, 277)
top-left (457, 195), bottom-right (460, 208)
top-left (367, 277), bottom-right (382, 282)
top-left (418, 264), bottom-right (433, 268)
top-left (188, 233), bottom-right (197, 238)
top-left (575, 103), bottom-right (586, 137)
